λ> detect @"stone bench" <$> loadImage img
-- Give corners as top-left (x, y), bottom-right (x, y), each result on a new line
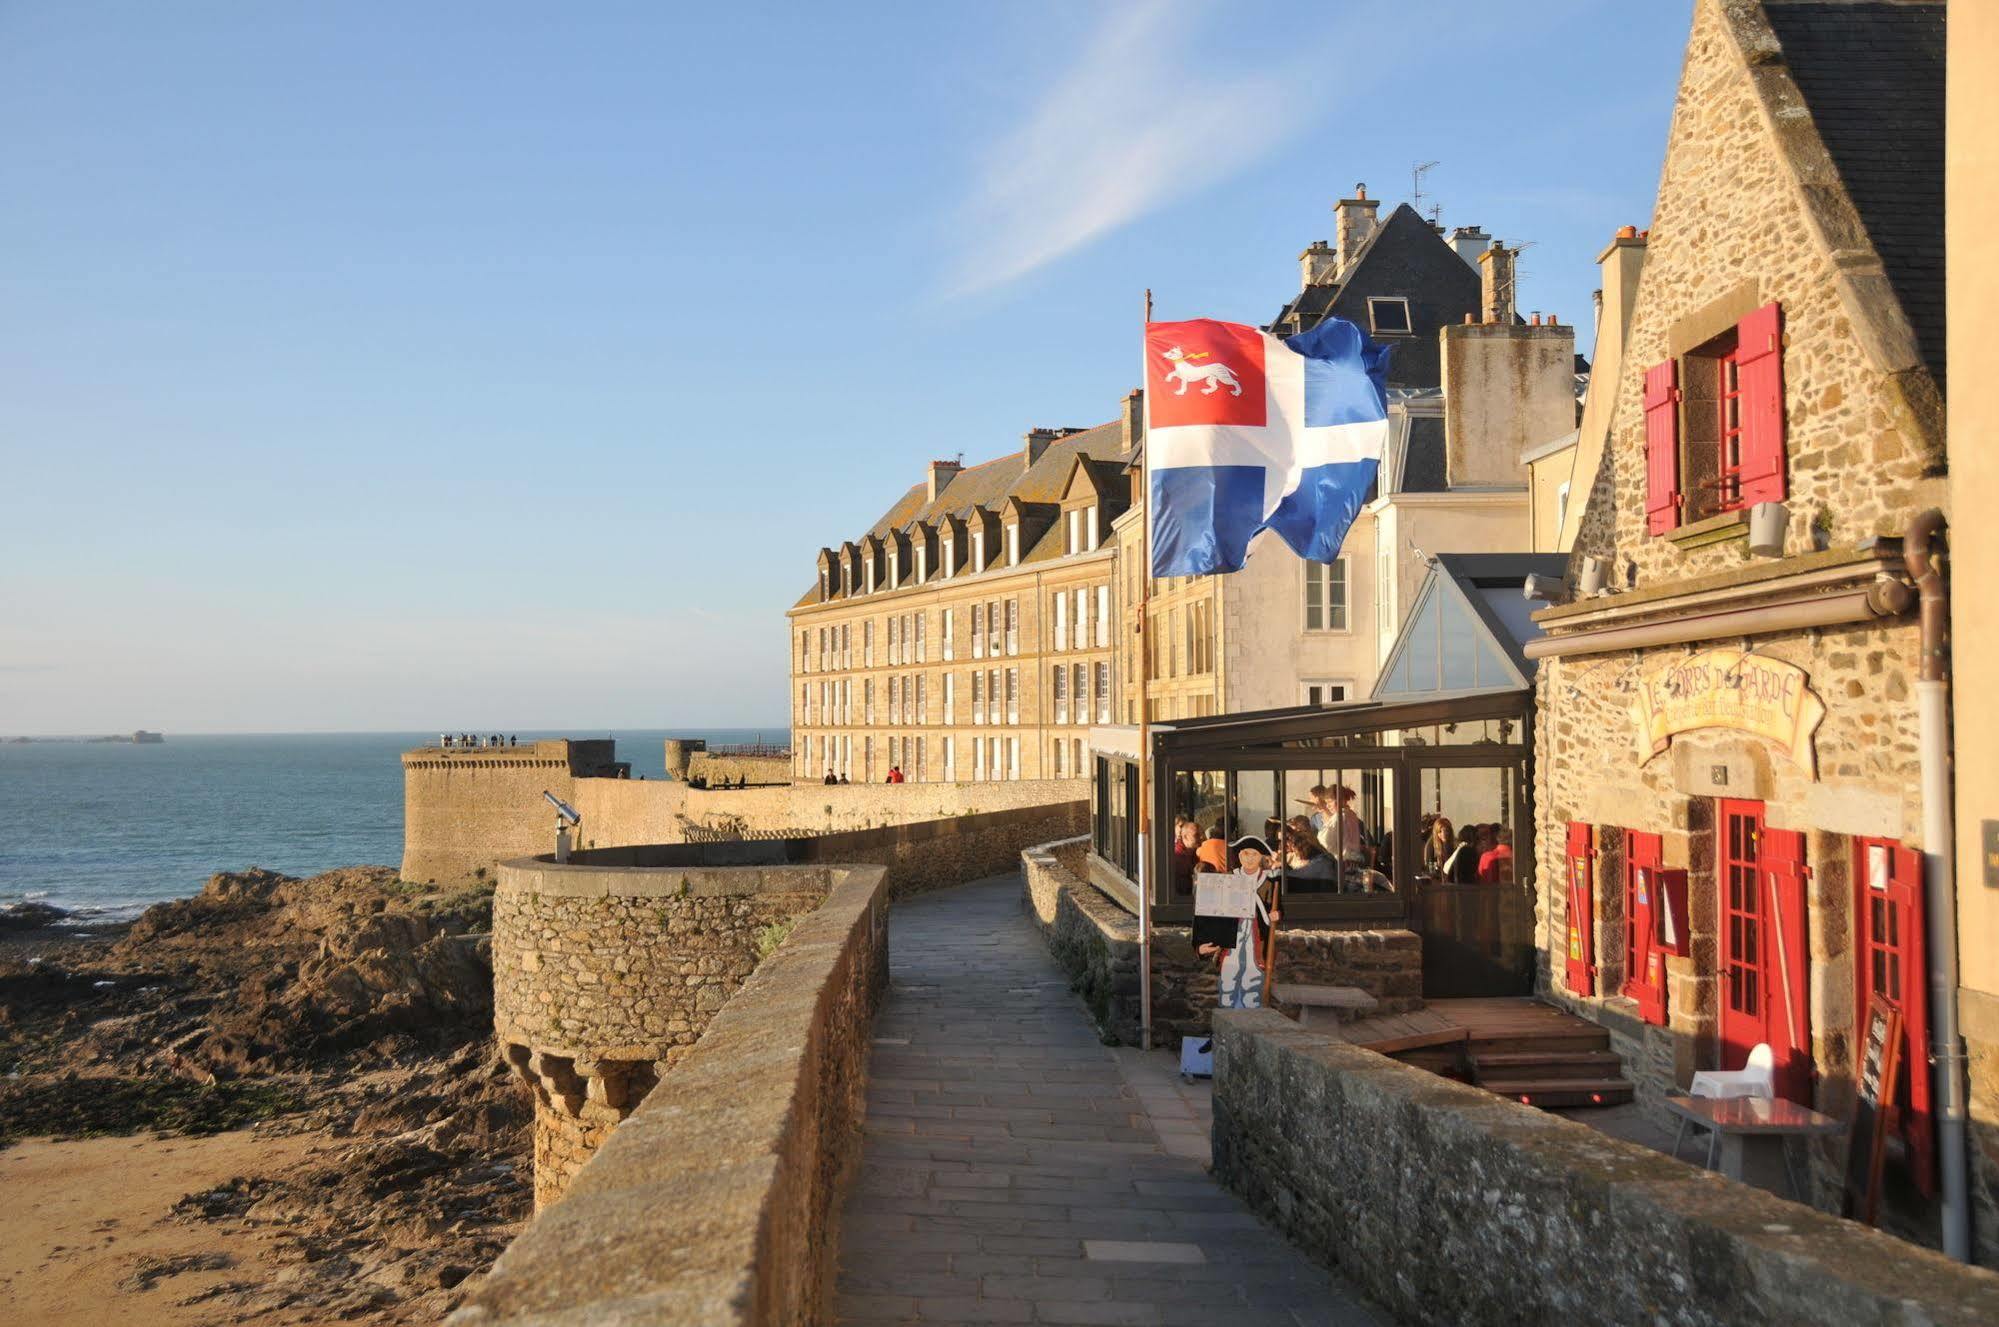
top-left (1280, 983), bottom-right (1378, 1027)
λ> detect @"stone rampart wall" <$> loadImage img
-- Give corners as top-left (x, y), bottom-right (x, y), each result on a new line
top-left (456, 864), bottom-right (889, 1327)
top-left (492, 859), bottom-right (831, 1207)
top-left (1021, 837), bottom-right (1421, 1045)
top-left (686, 752), bottom-right (792, 786)
top-left (401, 740), bottom-right (619, 887)
top-left (1210, 1009), bottom-right (1999, 1327)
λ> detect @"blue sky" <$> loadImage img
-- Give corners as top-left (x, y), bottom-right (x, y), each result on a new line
top-left (0, 1), bottom-right (1691, 734)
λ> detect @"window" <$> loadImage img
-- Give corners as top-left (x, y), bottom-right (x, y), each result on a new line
top-left (1167, 608), bottom-right (1179, 677)
top-left (1088, 508), bottom-right (1100, 550)
top-left (1005, 599), bottom-right (1019, 655)
top-left (915, 612), bottom-right (926, 663)
top-left (1073, 737), bottom-right (1085, 774)
top-left (972, 603), bottom-right (985, 659)
top-left (1072, 663), bottom-right (1086, 726)
top-left (799, 630), bottom-right (809, 674)
top-left (988, 601), bottom-right (1002, 656)
top-left (864, 619), bottom-right (874, 666)
top-left (864, 678), bottom-right (874, 724)
top-left (1007, 523), bottom-right (1020, 566)
top-left (1303, 681), bottom-right (1349, 706)
top-left (865, 559), bottom-right (876, 594)
top-left (888, 549), bottom-right (899, 588)
top-left (1055, 593), bottom-right (1068, 651)
top-left (916, 545), bottom-right (928, 583)
top-left (841, 678), bottom-right (850, 724)
top-left (841, 623), bottom-right (851, 669)
top-left (942, 608), bottom-right (954, 660)
top-left (973, 530), bottom-right (986, 572)
top-left (987, 668), bottom-right (1001, 724)
top-left (944, 672), bottom-right (955, 724)
top-left (889, 676), bottom-right (901, 725)
top-left (1305, 559), bottom-right (1348, 631)
top-left (799, 681), bottom-right (808, 725)
top-left (1066, 509), bottom-right (1081, 555)
top-left (972, 670), bottom-right (984, 724)
top-left (974, 735), bottom-right (986, 781)
top-left (1054, 665), bottom-right (1068, 724)
top-left (1624, 831), bottom-right (1667, 1024)
top-left (1096, 585), bottom-right (1110, 646)
top-left (942, 537), bottom-right (955, 577)
top-left (1073, 588), bottom-right (1087, 652)
top-left (943, 735), bottom-right (955, 781)
top-left (917, 674), bottom-right (928, 724)
top-left (916, 735), bottom-right (926, 782)
top-left (864, 735), bottom-right (873, 782)
top-left (1646, 302), bottom-right (1786, 534)
top-left (1856, 836), bottom-right (1933, 1181)
top-left (1053, 739), bottom-right (1065, 777)
top-left (1005, 668), bottom-right (1019, 725)
top-left (1096, 662), bottom-right (1111, 723)
top-left (1007, 736), bottom-right (1020, 780)
top-left (1366, 295), bottom-right (1413, 336)
top-left (888, 616), bottom-right (900, 666)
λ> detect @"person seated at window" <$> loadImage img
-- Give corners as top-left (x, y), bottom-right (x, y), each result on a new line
top-left (1195, 824), bottom-right (1229, 874)
top-left (1317, 784), bottom-right (1365, 863)
top-left (824, 769), bottom-right (838, 785)
top-left (1421, 815), bottom-right (1455, 879)
top-left (1479, 826), bottom-right (1515, 884)
top-left (1170, 818), bottom-right (1200, 896)
top-left (1445, 825), bottom-right (1482, 883)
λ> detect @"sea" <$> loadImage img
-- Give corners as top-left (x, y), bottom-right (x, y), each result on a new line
top-left (0, 729), bottom-right (782, 925)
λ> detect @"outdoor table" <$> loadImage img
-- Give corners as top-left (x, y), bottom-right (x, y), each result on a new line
top-left (1663, 1093), bottom-right (1845, 1197)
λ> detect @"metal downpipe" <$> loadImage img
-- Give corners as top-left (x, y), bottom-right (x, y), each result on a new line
top-left (1907, 509), bottom-right (1970, 1263)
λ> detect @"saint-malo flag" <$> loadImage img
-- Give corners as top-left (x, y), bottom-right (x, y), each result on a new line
top-left (1144, 316), bottom-right (1389, 577)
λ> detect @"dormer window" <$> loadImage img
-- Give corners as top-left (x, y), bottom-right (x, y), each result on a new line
top-left (1088, 506), bottom-right (1100, 550)
top-left (820, 570), bottom-right (830, 600)
top-left (1007, 524), bottom-right (1020, 566)
top-left (1066, 510), bottom-right (1082, 555)
top-left (973, 530), bottom-right (986, 572)
top-left (888, 548), bottom-right (900, 588)
top-left (916, 545), bottom-right (928, 583)
top-left (943, 536), bottom-right (955, 577)
top-left (1367, 296), bottom-right (1413, 336)
top-left (865, 560), bottom-right (876, 594)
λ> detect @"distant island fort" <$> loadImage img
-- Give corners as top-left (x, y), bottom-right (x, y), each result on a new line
top-left (4, 730), bottom-right (163, 744)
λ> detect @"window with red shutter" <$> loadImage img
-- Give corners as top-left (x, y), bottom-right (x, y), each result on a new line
top-left (1643, 360), bottom-right (1681, 535)
top-left (1565, 822), bottom-right (1596, 996)
top-left (1855, 837), bottom-right (1934, 1194)
top-left (1733, 302), bottom-right (1786, 506)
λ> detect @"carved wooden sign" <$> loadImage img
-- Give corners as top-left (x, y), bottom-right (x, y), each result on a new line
top-left (1630, 648), bottom-right (1825, 773)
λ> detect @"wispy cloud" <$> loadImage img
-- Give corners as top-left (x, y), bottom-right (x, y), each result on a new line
top-left (940, 3), bottom-right (1331, 298)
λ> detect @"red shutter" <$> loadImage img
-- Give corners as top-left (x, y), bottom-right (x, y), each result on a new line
top-left (1897, 845), bottom-right (1935, 1194)
top-left (1624, 832), bottom-right (1667, 1026)
top-left (1657, 868), bottom-right (1690, 958)
top-left (1643, 360), bottom-right (1681, 535)
top-left (1734, 302), bottom-right (1787, 505)
top-left (1565, 821), bottom-right (1595, 996)
top-left (1761, 827), bottom-right (1813, 1103)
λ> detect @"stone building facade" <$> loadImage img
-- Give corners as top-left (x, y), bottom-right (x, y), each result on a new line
top-left (788, 408), bottom-right (1133, 784)
top-left (1531, 0), bottom-right (1953, 1248)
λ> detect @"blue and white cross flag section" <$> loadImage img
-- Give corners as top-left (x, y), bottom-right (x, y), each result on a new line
top-left (1144, 316), bottom-right (1390, 577)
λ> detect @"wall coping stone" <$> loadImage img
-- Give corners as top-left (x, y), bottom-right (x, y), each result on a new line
top-left (454, 863), bottom-right (889, 1327)
top-left (500, 856), bottom-right (837, 901)
top-left (1211, 1008), bottom-right (1999, 1326)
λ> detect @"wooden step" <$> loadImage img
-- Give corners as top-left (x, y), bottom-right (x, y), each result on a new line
top-left (1464, 1028), bottom-right (1611, 1057)
top-left (1472, 1050), bottom-right (1625, 1082)
top-left (1476, 1076), bottom-right (1634, 1108)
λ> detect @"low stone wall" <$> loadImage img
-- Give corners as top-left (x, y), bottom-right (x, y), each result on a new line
top-left (686, 751), bottom-right (792, 787)
top-left (493, 858), bottom-right (833, 1207)
top-left (1021, 837), bottom-right (1422, 1045)
top-left (605, 801), bottom-right (1086, 902)
top-left (1210, 1009), bottom-right (1999, 1327)
top-left (457, 864), bottom-right (890, 1327)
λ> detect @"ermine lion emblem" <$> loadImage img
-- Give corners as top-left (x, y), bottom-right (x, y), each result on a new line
top-left (1160, 346), bottom-right (1244, 397)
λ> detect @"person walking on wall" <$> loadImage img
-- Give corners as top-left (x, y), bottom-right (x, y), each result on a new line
top-left (887, 765), bottom-right (905, 784)
top-left (824, 770), bottom-right (838, 785)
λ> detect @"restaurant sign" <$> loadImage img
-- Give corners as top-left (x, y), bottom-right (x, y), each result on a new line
top-left (1631, 648), bottom-right (1825, 773)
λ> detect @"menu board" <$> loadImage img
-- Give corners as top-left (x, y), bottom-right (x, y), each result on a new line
top-left (1843, 994), bottom-right (1904, 1224)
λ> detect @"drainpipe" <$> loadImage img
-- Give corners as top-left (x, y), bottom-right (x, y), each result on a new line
top-left (1907, 509), bottom-right (1970, 1263)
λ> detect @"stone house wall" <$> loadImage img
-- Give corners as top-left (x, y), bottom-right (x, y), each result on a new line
top-left (1209, 1009), bottom-right (1999, 1327)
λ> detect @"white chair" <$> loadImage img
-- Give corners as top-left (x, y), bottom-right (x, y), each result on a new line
top-left (1673, 1043), bottom-right (1775, 1167)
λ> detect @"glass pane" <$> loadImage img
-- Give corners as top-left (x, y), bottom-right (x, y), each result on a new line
top-left (1169, 770), bottom-right (1228, 902)
top-left (1439, 595), bottom-right (1480, 690)
top-left (1273, 768), bottom-right (1394, 895)
top-left (1413, 765), bottom-right (1518, 887)
top-left (1232, 769), bottom-right (1280, 863)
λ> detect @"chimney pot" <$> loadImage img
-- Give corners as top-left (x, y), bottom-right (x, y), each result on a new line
top-left (1356, 183), bottom-right (1367, 199)
top-left (1616, 224), bottom-right (1638, 239)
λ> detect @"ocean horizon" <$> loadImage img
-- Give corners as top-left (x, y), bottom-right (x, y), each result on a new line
top-left (0, 728), bottom-right (784, 922)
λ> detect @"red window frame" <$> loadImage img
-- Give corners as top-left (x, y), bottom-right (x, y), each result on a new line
top-left (1854, 836), bottom-right (1934, 1193)
top-left (1717, 799), bottom-right (1813, 1102)
top-left (1564, 821), bottom-right (1596, 997)
top-left (1624, 831), bottom-right (1666, 1025)
top-left (1716, 344), bottom-right (1745, 512)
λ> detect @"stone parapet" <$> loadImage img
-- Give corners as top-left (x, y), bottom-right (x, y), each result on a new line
top-left (455, 864), bottom-right (888, 1327)
top-left (1021, 837), bottom-right (1421, 1045)
top-left (1210, 1009), bottom-right (1999, 1327)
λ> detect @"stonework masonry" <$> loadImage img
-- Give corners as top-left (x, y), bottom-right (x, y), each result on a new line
top-left (458, 863), bottom-right (889, 1327)
top-left (1021, 835), bottom-right (1420, 1045)
top-left (400, 740), bottom-right (620, 888)
top-left (1209, 1010), bottom-right (1999, 1327)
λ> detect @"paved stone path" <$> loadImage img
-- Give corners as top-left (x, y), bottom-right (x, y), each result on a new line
top-left (835, 876), bottom-right (1383, 1327)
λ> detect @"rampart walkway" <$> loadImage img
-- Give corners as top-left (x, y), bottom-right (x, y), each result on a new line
top-left (835, 876), bottom-right (1382, 1326)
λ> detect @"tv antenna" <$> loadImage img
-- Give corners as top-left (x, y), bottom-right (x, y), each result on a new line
top-left (1411, 161), bottom-right (1440, 216)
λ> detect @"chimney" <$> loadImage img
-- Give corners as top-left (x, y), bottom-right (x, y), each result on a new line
top-left (927, 458), bottom-right (962, 501)
top-left (1446, 225), bottom-right (1491, 267)
top-left (1299, 240), bottom-right (1338, 288)
top-left (1597, 225), bottom-right (1648, 353)
top-left (1023, 426), bottom-right (1083, 466)
top-left (1479, 244), bottom-right (1516, 324)
top-left (1334, 185), bottom-right (1381, 276)
top-left (1121, 388), bottom-right (1144, 451)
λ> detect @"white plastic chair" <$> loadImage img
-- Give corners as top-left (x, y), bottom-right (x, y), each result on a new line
top-left (1674, 1044), bottom-right (1775, 1167)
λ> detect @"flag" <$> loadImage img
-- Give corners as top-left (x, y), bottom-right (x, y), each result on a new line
top-left (1144, 316), bottom-right (1389, 577)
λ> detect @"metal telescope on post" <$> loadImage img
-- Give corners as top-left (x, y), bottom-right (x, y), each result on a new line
top-left (544, 791), bottom-right (581, 863)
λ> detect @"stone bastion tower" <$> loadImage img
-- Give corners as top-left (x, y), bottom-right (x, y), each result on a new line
top-left (491, 853), bottom-right (832, 1207)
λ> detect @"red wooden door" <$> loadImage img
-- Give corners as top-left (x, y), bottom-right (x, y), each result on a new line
top-left (1856, 838), bottom-right (1934, 1192)
top-left (1565, 822), bottom-right (1595, 996)
top-left (1719, 800), bottom-right (1812, 1101)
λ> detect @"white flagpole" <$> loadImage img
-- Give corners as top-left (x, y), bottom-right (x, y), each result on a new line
top-left (1138, 287), bottom-right (1154, 1054)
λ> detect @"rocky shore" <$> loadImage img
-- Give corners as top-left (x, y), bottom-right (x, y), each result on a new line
top-left (0, 867), bottom-right (531, 1323)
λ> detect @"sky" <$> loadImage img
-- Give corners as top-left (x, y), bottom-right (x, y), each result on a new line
top-left (0, 1), bottom-right (1693, 735)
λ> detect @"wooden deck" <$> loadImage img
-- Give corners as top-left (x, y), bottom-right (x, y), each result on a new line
top-left (1332, 996), bottom-right (1635, 1108)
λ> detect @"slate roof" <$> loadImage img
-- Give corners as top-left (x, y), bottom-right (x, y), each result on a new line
top-left (1763, 0), bottom-right (1945, 391)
